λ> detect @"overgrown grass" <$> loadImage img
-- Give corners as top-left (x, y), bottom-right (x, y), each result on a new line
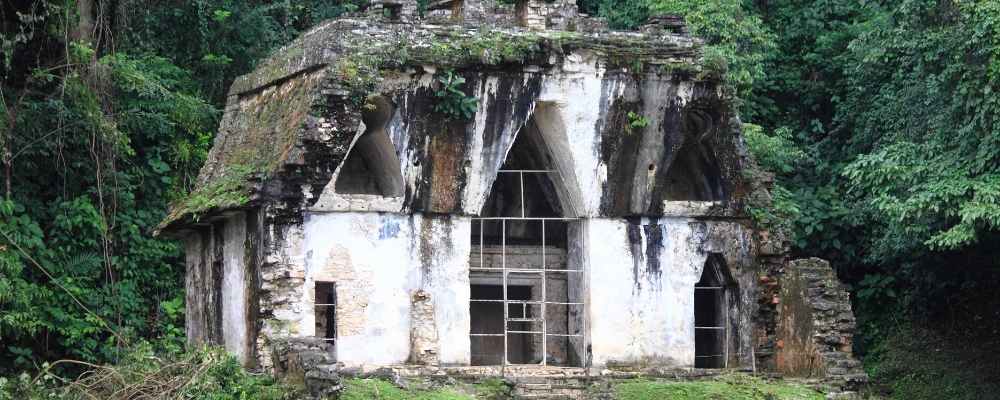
top-left (340, 378), bottom-right (474, 400)
top-left (0, 343), bottom-right (301, 400)
top-left (864, 323), bottom-right (1000, 400)
top-left (613, 374), bottom-right (823, 400)
top-left (473, 378), bottom-right (511, 400)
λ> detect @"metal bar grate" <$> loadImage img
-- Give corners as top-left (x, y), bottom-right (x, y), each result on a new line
top-left (470, 169), bottom-right (582, 367)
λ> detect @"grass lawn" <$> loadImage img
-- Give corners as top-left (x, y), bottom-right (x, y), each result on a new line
top-left (613, 374), bottom-right (824, 400)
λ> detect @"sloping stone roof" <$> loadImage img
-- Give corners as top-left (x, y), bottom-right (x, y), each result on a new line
top-left (158, 17), bottom-right (715, 232)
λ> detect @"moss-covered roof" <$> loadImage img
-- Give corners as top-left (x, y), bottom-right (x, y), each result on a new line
top-left (157, 17), bottom-right (707, 233)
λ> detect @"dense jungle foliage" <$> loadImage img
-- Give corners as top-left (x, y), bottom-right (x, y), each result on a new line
top-left (2, 0), bottom-right (998, 398)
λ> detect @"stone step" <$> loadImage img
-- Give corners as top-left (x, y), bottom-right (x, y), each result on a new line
top-left (514, 395), bottom-right (578, 400)
top-left (515, 383), bottom-right (552, 392)
top-left (515, 389), bottom-right (586, 396)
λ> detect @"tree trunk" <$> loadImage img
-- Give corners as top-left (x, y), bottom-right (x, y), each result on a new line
top-left (75, 0), bottom-right (96, 45)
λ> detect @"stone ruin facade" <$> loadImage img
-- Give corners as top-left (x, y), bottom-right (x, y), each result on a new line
top-left (158, 0), bottom-right (867, 397)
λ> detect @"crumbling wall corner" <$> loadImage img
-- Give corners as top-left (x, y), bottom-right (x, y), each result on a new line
top-left (269, 337), bottom-right (340, 399)
top-left (776, 257), bottom-right (868, 398)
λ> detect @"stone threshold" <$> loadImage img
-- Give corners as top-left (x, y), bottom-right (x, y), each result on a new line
top-left (344, 364), bottom-right (751, 380)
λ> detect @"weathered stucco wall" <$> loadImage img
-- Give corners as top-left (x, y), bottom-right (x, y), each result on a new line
top-left (221, 212), bottom-right (251, 364)
top-left (301, 212), bottom-right (471, 366)
top-left (581, 217), bottom-right (755, 368)
top-left (254, 211), bottom-right (759, 370)
top-left (184, 59), bottom-right (763, 371)
top-left (585, 218), bottom-right (704, 367)
top-left (184, 213), bottom-right (256, 366)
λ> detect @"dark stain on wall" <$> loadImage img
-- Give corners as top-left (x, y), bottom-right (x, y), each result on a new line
top-left (393, 71), bottom-right (543, 214)
top-left (642, 223), bottom-right (663, 280)
top-left (624, 218), bottom-right (665, 290)
top-left (625, 217), bottom-right (644, 290)
top-left (210, 222), bottom-right (225, 344)
top-left (653, 84), bottom-right (732, 206)
top-left (476, 72), bottom-right (542, 184)
top-left (416, 215), bottom-right (455, 287)
top-left (245, 209), bottom-right (263, 367)
top-left (599, 91), bottom-right (644, 216)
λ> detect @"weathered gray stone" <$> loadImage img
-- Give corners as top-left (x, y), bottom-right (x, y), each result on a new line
top-left (409, 290), bottom-right (440, 365)
top-left (776, 258), bottom-right (868, 396)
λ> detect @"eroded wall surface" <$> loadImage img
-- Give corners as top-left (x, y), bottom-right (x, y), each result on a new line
top-left (259, 212), bottom-right (759, 370)
top-left (585, 218), bottom-right (704, 367)
top-left (222, 213), bottom-right (251, 364)
top-left (304, 53), bottom-right (743, 220)
top-left (184, 213), bottom-right (256, 366)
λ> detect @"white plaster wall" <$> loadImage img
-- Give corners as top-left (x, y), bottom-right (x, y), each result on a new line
top-left (585, 217), bottom-right (708, 367)
top-left (535, 52), bottom-right (609, 217)
top-left (221, 213), bottom-right (250, 364)
top-left (531, 52), bottom-right (699, 218)
top-left (418, 216), bottom-right (472, 365)
top-left (301, 212), bottom-right (471, 366)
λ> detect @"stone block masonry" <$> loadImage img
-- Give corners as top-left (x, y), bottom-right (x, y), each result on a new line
top-left (777, 258), bottom-right (868, 398)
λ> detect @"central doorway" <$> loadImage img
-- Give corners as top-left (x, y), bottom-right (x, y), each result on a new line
top-left (468, 118), bottom-right (586, 367)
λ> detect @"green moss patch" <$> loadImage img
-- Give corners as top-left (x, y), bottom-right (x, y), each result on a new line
top-left (159, 66), bottom-right (330, 229)
top-left (613, 375), bottom-right (824, 400)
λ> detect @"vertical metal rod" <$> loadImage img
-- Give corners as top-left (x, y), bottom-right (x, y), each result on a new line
top-left (502, 219), bottom-right (508, 366)
top-left (723, 288), bottom-right (729, 369)
top-left (541, 219), bottom-right (547, 366)
top-left (479, 220), bottom-right (484, 270)
top-left (519, 171), bottom-right (526, 218)
top-left (583, 221), bottom-right (589, 368)
top-left (541, 220), bottom-right (546, 271)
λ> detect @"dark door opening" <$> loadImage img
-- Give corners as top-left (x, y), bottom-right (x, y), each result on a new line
top-left (470, 284), bottom-right (533, 365)
top-left (694, 255), bottom-right (730, 368)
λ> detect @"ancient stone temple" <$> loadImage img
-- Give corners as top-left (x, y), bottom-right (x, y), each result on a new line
top-left (158, 0), bottom-right (866, 397)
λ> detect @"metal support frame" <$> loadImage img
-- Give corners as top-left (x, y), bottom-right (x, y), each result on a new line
top-left (694, 285), bottom-right (729, 368)
top-left (469, 170), bottom-right (584, 366)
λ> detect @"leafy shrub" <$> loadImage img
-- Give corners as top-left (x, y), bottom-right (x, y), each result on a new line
top-left (433, 71), bottom-right (478, 120)
top-left (742, 124), bottom-right (803, 235)
top-left (625, 111), bottom-right (650, 135)
top-left (743, 124), bottom-right (804, 175)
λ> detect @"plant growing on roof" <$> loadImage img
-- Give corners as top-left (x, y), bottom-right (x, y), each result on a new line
top-left (433, 70), bottom-right (478, 120)
top-left (625, 111), bottom-right (651, 134)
